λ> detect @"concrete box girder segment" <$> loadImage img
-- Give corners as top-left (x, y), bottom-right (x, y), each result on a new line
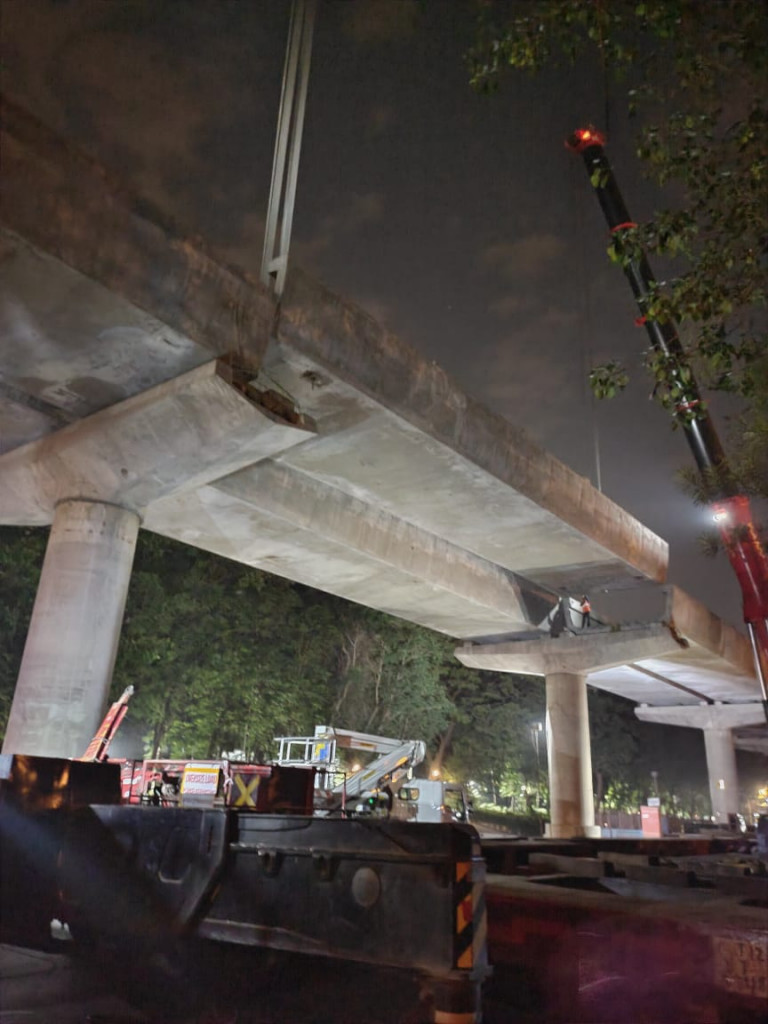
top-left (144, 464), bottom-right (537, 639)
top-left (270, 272), bottom-right (668, 596)
top-left (2, 96), bottom-right (669, 643)
top-left (0, 98), bottom-right (273, 377)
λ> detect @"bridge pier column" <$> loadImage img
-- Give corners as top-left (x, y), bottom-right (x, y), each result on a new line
top-left (545, 672), bottom-right (599, 838)
top-left (703, 727), bottom-right (739, 826)
top-left (635, 703), bottom-right (766, 826)
top-left (2, 499), bottom-right (140, 759)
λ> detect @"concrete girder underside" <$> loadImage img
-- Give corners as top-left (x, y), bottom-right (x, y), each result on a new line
top-left (0, 95), bottom-right (672, 647)
top-left (268, 290), bottom-right (668, 597)
top-left (144, 463), bottom-right (538, 639)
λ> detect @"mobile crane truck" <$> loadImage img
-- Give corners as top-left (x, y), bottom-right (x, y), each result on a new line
top-left (567, 127), bottom-right (768, 718)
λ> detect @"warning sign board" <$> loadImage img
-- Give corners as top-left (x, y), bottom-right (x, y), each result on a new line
top-left (312, 741), bottom-right (332, 763)
top-left (180, 762), bottom-right (221, 796)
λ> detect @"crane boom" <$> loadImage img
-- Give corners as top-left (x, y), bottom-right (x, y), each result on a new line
top-left (567, 127), bottom-right (768, 712)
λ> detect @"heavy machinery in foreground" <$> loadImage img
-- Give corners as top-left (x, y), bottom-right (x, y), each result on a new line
top-left (567, 127), bottom-right (768, 717)
top-left (1, 753), bottom-right (766, 1023)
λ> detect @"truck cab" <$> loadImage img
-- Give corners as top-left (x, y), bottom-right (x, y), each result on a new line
top-left (391, 779), bottom-right (471, 824)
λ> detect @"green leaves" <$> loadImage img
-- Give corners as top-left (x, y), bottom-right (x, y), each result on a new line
top-left (0, 528), bottom-right (47, 733)
top-left (590, 362), bottom-right (630, 399)
top-left (470, 0), bottom-right (768, 490)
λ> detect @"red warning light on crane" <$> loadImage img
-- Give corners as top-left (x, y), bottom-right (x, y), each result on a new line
top-left (565, 126), bottom-right (607, 152)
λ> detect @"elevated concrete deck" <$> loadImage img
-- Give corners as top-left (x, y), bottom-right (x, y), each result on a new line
top-left (0, 97), bottom-right (667, 643)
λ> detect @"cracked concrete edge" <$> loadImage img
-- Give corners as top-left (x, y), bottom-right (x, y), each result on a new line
top-left (0, 360), bottom-right (315, 523)
top-left (666, 586), bottom-right (755, 679)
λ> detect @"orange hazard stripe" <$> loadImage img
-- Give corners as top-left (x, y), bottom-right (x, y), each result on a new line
top-left (455, 860), bottom-right (475, 969)
top-left (457, 894), bottom-right (473, 933)
top-left (455, 859), bottom-right (488, 972)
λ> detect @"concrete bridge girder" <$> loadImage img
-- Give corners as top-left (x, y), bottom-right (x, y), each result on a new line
top-left (3, 97), bottom-right (764, 778)
top-left (144, 464), bottom-right (538, 638)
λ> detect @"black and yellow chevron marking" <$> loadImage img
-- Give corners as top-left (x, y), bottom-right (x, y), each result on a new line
top-left (454, 860), bottom-right (487, 972)
top-left (232, 772), bottom-right (261, 807)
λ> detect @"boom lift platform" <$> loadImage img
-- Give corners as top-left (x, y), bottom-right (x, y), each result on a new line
top-left (275, 724), bottom-right (426, 809)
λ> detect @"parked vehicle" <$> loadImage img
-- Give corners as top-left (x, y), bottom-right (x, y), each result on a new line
top-left (275, 724), bottom-right (471, 822)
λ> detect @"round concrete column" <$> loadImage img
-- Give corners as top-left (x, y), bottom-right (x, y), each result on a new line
top-left (2, 500), bottom-right (140, 758)
top-left (545, 672), bottom-right (598, 838)
top-left (703, 728), bottom-right (739, 826)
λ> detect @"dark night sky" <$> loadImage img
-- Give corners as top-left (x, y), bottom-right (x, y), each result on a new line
top-left (1, 0), bottom-right (746, 628)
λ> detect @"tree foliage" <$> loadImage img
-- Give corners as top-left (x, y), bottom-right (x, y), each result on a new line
top-left (113, 532), bottom-right (342, 759)
top-left (0, 528), bottom-right (46, 729)
top-left (0, 527), bottom-right (716, 815)
top-left (469, 0), bottom-right (768, 469)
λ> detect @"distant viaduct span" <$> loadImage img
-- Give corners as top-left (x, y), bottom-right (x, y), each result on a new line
top-left (0, 98), bottom-right (763, 834)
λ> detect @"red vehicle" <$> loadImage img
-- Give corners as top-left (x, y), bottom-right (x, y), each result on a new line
top-left (81, 686), bottom-right (314, 814)
top-left (118, 756), bottom-right (313, 813)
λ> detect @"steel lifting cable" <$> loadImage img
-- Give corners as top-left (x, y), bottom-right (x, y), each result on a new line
top-left (570, 137), bottom-right (604, 493)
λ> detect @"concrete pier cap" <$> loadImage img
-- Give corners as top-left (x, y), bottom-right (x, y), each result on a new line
top-left (455, 586), bottom-right (761, 707)
top-left (456, 585), bottom-right (764, 830)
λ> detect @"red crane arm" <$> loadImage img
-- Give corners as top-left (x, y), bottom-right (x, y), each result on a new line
top-left (567, 128), bottom-right (768, 707)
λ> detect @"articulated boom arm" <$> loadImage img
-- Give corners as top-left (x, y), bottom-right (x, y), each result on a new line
top-left (81, 685), bottom-right (135, 762)
top-left (567, 127), bottom-right (768, 704)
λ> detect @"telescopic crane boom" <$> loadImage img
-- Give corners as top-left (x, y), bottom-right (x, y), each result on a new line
top-left (567, 127), bottom-right (768, 713)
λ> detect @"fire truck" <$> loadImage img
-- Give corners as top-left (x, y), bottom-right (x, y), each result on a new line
top-left (80, 684), bottom-right (316, 814)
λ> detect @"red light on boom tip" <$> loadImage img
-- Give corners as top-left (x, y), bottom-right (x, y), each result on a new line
top-left (566, 126), bottom-right (607, 152)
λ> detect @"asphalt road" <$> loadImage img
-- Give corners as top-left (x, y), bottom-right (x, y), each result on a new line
top-left (0, 942), bottom-right (437, 1024)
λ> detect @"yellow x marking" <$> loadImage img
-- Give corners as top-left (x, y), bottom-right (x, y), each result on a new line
top-left (233, 774), bottom-right (261, 807)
